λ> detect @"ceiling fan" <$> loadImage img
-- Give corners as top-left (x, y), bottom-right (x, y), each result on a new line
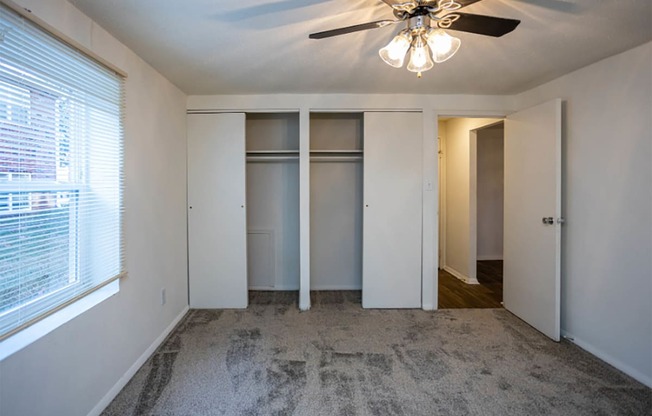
top-left (309, 0), bottom-right (521, 77)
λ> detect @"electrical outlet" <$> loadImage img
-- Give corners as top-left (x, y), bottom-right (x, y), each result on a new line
top-left (161, 288), bottom-right (166, 305)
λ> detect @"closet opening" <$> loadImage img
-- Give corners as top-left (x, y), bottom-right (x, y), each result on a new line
top-left (309, 112), bottom-right (364, 307)
top-left (245, 113), bottom-right (300, 306)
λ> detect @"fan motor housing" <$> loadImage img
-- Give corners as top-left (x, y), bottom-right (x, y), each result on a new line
top-left (407, 14), bottom-right (430, 34)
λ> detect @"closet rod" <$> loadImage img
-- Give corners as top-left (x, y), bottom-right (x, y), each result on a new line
top-left (310, 156), bottom-right (363, 163)
top-left (246, 156), bottom-right (299, 162)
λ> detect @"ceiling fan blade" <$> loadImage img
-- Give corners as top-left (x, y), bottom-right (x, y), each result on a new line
top-left (515, 0), bottom-right (580, 14)
top-left (309, 20), bottom-right (400, 39)
top-left (451, 0), bottom-right (484, 9)
top-left (443, 12), bottom-right (520, 37)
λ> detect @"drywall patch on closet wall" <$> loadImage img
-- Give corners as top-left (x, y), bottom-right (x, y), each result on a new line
top-left (310, 113), bottom-right (363, 290)
top-left (246, 113), bottom-right (300, 290)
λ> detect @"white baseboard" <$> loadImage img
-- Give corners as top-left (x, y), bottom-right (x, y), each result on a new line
top-left (443, 266), bottom-right (479, 285)
top-left (476, 255), bottom-right (503, 261)
top-left (561, 330), bottom-right (652, 388)
top-left (87, 306), bottom-right (190, 416)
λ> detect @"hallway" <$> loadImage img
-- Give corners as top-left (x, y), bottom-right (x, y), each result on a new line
top-left (438, 260), bottom-right (503, 308)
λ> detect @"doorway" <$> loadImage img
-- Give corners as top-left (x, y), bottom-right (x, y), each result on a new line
top-left (438, 117), bottom-right (504, 309)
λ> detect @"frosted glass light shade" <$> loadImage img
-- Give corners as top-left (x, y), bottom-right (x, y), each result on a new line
top-left (426, 29), bottom-right (461, 63)
top-left (379, 32), bottom-right (412, 68)
top-left (406, 36), bottom-right (434, 73)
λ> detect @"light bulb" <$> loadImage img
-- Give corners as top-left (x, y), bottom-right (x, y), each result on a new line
top-left (379, 32), bottom-right (412, 68)
top-left (426, 29), bottom-right (461, 63)
top-left (407, 36), bottom-right (434, 73)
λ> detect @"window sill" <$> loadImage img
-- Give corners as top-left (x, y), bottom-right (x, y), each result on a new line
top-left (0, 280), bottom-right (119, 361)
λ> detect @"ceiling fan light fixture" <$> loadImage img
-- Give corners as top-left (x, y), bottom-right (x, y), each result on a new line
top-left (406, 35), bottom-right (434, 73)
top-left (309, 0), bottom-right (521, 78)
top-left (379, 30), bottom-right (412, 68)
top-left (426, 28), bottom-right (461, 63)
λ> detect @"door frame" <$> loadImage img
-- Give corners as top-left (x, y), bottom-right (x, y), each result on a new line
top-left (437, 135), bottom-right (446, 269)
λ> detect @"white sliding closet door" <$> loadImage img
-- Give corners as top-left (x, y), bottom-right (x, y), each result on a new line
top-left (188, 113), bottom-right (248, 308)
top-left (363, 112), bottom-right (423, 308)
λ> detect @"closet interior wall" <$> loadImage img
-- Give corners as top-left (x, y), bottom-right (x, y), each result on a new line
top-left (246, 113), bottom-right (300, 290)
top-left (309, 113), bottom-right (364, 291)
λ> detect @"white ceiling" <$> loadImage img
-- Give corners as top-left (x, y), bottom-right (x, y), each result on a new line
top-left (68, 0), bottom-right (652, 95)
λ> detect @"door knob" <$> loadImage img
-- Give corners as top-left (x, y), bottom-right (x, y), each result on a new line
top-left (542, 217), bottom-right (554, 225)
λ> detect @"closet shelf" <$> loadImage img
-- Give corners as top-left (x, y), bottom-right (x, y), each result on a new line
top-left (310, 150), bottom-right (363, 161)
top-left (246, 150), bottom-right (299, 155)
top-left (246, 150), bottom-right (299, 163)
top-left (310, 150), bottom-right (363, 154)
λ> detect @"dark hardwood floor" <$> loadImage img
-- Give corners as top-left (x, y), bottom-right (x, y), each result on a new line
top-left (439, 260), bottom-right (503, 309)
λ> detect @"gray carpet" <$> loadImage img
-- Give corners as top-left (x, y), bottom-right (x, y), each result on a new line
top-left (102, 291), bottom-right (651, 416)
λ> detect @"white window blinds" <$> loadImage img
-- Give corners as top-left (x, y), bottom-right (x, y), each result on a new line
top-left (0, 3), bottom-right (125, 339)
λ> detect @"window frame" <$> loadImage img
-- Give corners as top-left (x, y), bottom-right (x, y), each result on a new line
top-left (0, 1), bottom-right (126, 343)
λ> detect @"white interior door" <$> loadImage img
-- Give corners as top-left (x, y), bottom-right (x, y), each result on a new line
top-left (504, 99), bottom-right (562, 341)
top-left (363, 112), bottom-right (423, 308)
top-left (188, 113), bottom-right (248, 308)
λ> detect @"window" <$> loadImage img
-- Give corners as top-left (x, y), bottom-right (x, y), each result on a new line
top-left (0, 4), bottom-right (125, 339)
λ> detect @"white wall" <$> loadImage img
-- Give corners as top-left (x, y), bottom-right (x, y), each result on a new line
top-left (476, 125), bottom-right (504, 260)
top-left (246, 161), bottom-right (300, 290)
top-left (442, 118), bottom-right (501, 282)
top-left (515, 41), bottom-right (652, 387)
top-left (0, 1), bottom-right (189, 415)
top-left (310, 161), bottom-right (363, 289)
